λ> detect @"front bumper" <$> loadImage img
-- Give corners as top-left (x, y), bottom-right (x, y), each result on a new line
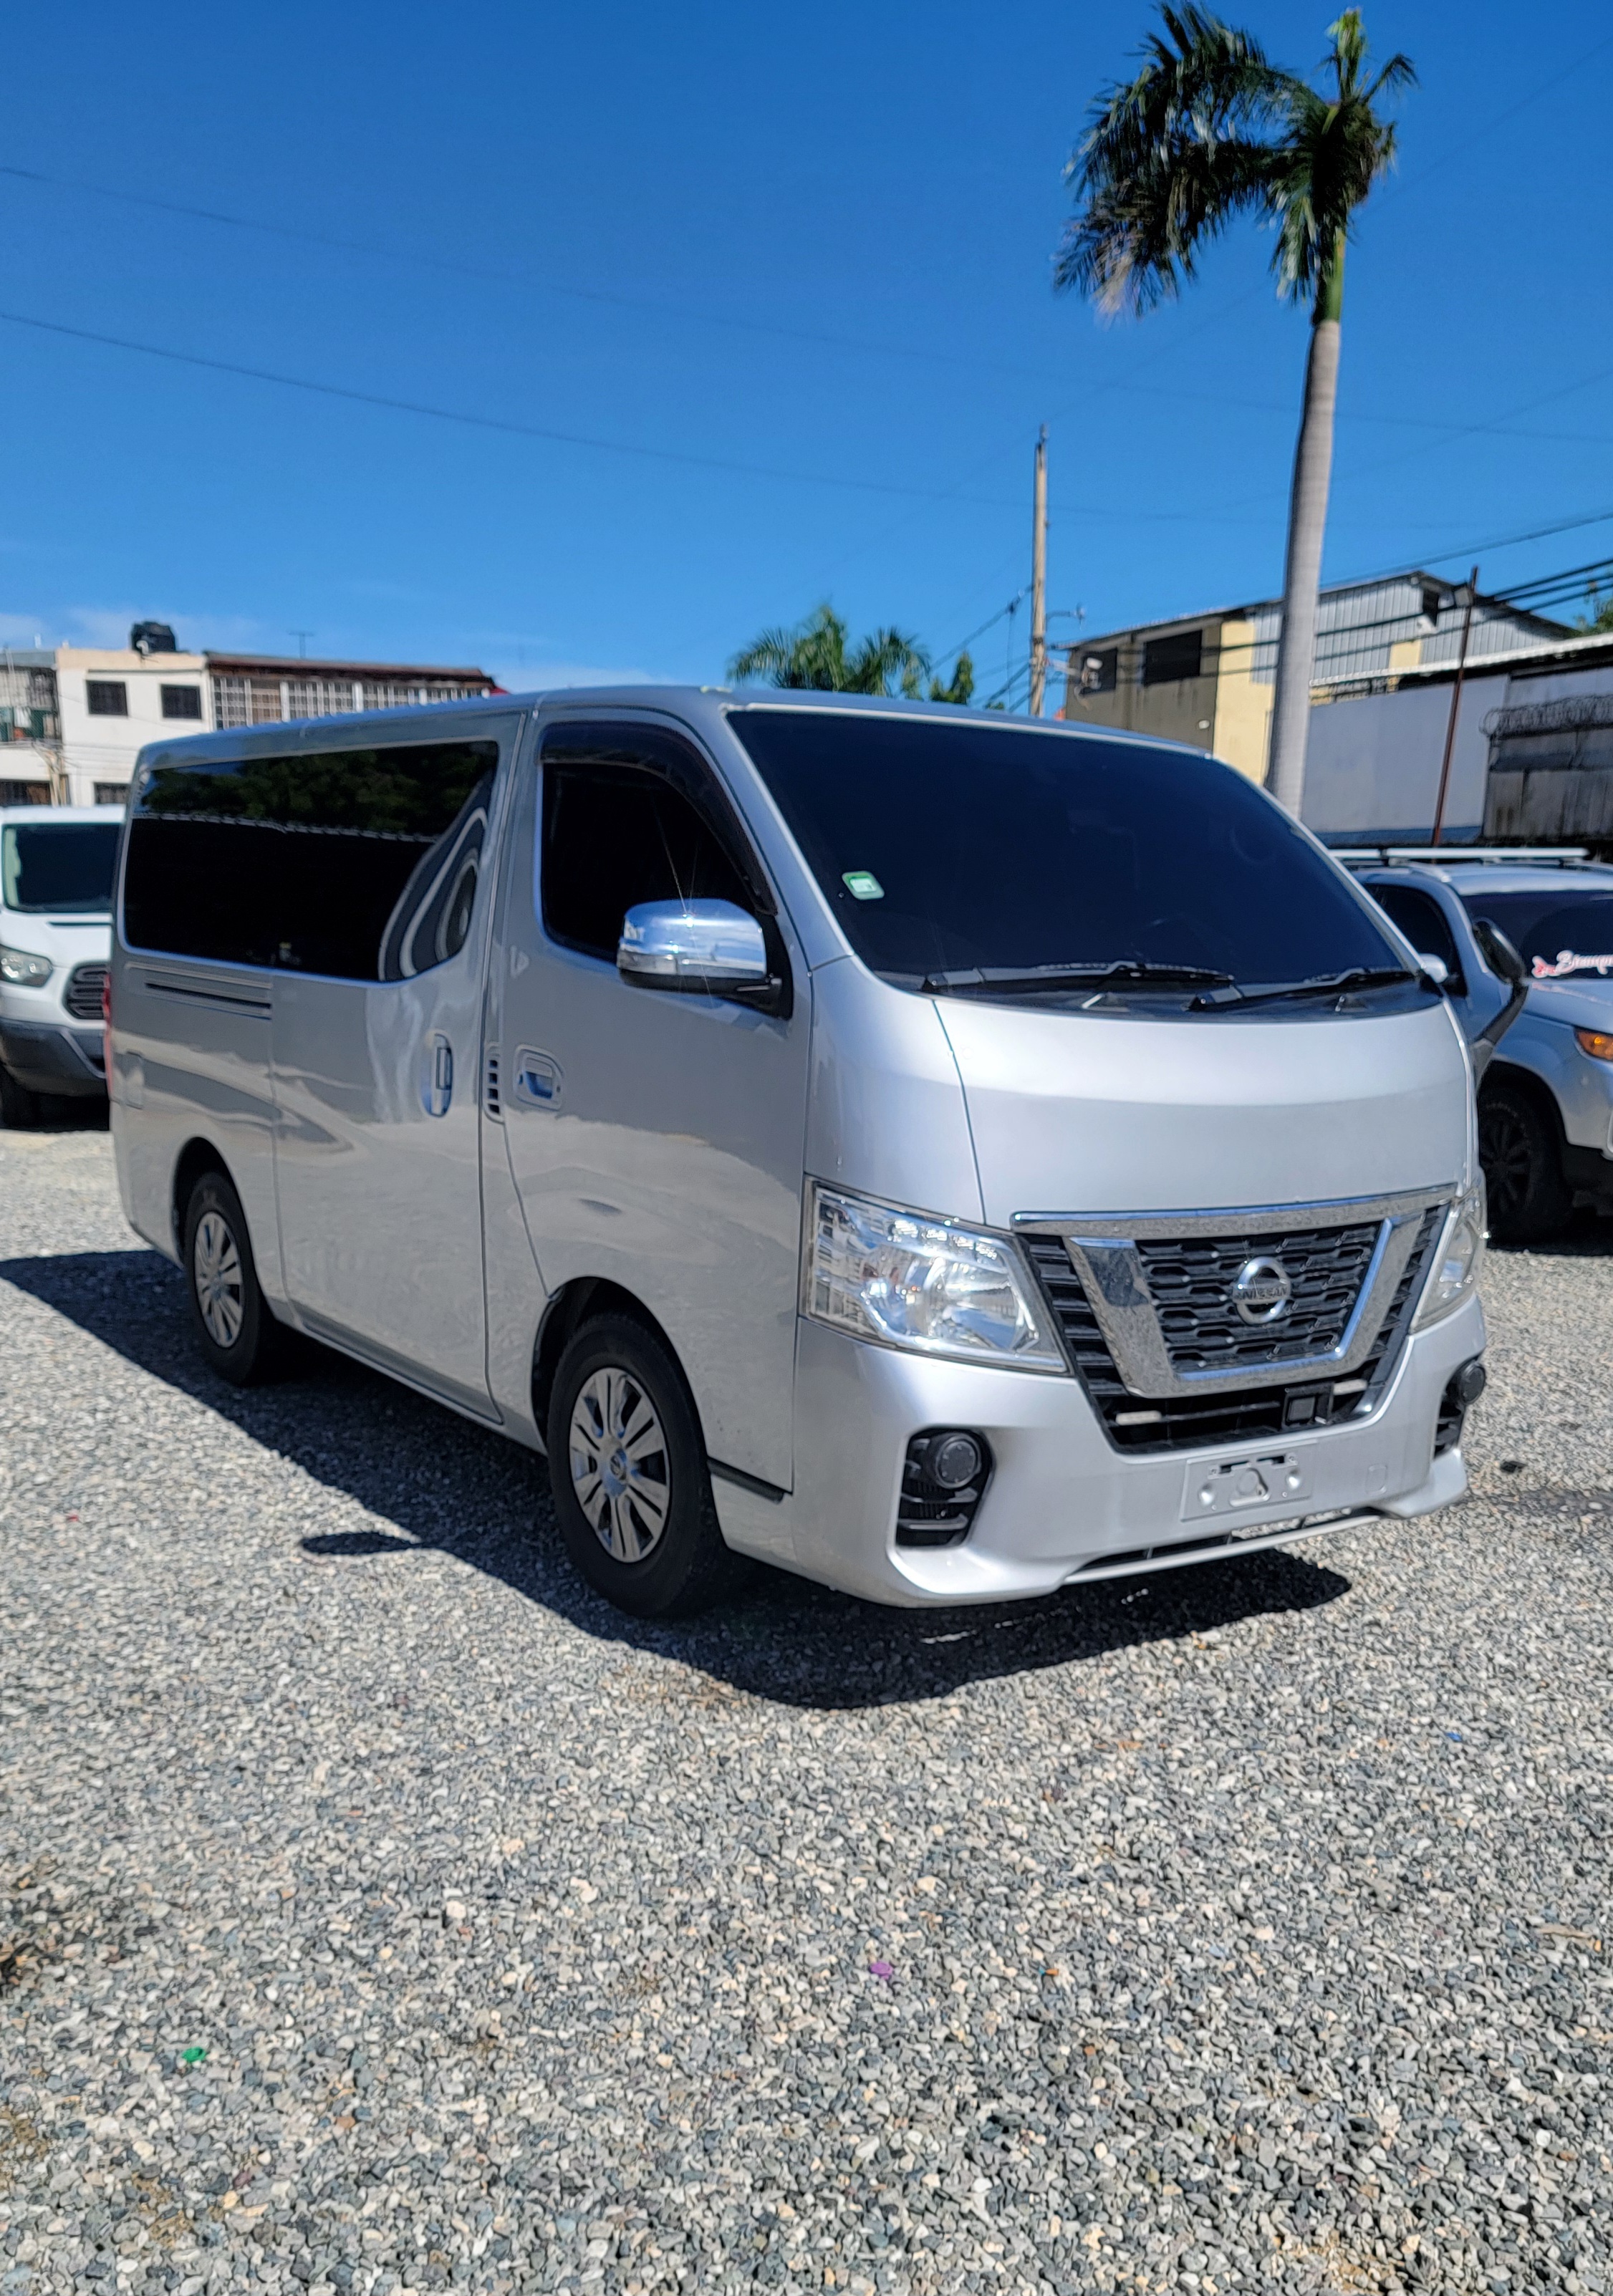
top-left (0, 1016), bottom-right (107, 1096)
top-left (711, 1293), bottom-right (1485, 1606)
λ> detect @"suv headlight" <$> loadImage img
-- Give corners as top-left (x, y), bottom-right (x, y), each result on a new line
top-left (806, 1183), bottom-right (1064, 1369)
top-left (0, 944), bottom-right (53, 988)
top-left (1414, 1179), bottom-right (1486, 1327)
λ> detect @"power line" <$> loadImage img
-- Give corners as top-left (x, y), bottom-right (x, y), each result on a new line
top-left (0, 161), bottom-right (1049, 387)
top-left (0, 306), bottom-right (1027, 505)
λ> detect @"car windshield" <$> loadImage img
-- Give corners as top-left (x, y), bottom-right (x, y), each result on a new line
top-left (1, 821), bottom-right (121, 915)
top-left (1458, 887), bottom-right (1613, 982)
top-left (728, 710), bottom-right (1403, 997)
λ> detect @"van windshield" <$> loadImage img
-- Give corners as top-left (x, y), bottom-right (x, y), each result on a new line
top-left (1, 821), bottom-right (121, 914)
top-left (729, 710), bottom-right (1404, 999)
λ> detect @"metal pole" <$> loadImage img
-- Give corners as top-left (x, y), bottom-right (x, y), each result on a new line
top-left (1430, 565), bottom-right (1479, 846)
top-left (1029, 428), bottom-right (1048, 717)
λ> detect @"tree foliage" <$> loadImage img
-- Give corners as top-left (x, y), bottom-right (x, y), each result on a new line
top-left (1055, 6), bottom-right (1414, 320)
top-left (729, 604), bottom-right (973, 704)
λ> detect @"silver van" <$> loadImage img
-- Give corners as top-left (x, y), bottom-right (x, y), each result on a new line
top-left (1, 803), bottom-right (124, 1125)
top-left (108, 690), bottom-right (1496, 1615)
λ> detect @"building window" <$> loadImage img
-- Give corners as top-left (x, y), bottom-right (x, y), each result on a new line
top-left (95, 783), bottom-right (130, 808)
top-left (1421, 585), bottom-right (1442, 625)
top-left (1077, 648), bottom-right (1118, 696)
top-left (1141, 630), bottom-right (1203, 685)
top-left (160, 685), bottom-right (203, 720)
top-left (86, 680), bottom-right (129, 717)
top-left (1, 781), bottom-right (52, 806)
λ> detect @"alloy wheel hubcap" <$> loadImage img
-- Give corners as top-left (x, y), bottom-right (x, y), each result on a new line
top-left (569, 1366), bottom-right (670, 1564)
top-left (193, 1210), bottom-right (244, 1348)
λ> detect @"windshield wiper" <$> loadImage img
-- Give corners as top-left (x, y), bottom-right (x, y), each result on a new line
top-left (923, 960), bottom-right (1236, 995)
top-left (1193, 964), bottom-right (1420, 1011)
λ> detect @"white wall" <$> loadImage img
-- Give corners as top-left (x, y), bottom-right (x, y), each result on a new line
top-left (1301, 670), bottom-right (1505, 841)
top-left (57, 650), bottom-right (211, 806)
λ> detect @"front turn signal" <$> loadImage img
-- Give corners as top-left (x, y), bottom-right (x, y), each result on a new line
top-left (1574, 1028), bottom-right (1613, 1063)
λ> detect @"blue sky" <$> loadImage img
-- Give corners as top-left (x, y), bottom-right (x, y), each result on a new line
top-left (3, 0), bottom-right (1610, 697)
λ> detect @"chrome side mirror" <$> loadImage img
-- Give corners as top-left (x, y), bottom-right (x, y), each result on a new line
top-left (1418, 952), bottom-right (1450, 988)
top-left (617, 899), bottom-right (771, 997)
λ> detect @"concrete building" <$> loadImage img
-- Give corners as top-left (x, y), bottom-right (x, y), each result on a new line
top-left (1061, 573), bottom-right (1567, 783)
top-left (0, 627), bottom-right (495, 807)
top-left (1304, 625), bottom-right (1613, 846)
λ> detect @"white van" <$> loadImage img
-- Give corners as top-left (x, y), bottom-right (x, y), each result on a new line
top-left (1, 804), bottom-right (124, 1125)
top-left (109, 691), bottom-right (1494, 1614)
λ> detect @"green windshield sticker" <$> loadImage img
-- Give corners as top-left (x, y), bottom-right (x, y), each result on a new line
top-left (842, 871), bottom-right (885, 901)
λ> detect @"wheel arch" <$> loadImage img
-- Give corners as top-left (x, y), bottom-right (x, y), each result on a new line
top-left (1479, 1058), bottom-right (1569, 1147)
top-left (531, 1278), bottom-right (696, 1446)
top-left (171, 1134), bottom-right (237, 1255)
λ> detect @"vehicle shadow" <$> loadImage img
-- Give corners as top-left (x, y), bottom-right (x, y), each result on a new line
top-left (0, 1245), bottom-right (1353, 1710)
top-left (1491, 1206), bottom-right (1613, 1260)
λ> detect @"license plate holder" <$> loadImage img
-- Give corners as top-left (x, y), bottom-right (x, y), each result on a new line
top-left (1182, 1448), bottom-right (1314, 1522)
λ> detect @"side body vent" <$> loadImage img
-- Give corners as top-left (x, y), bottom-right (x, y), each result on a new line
top-left (483, 1048), bottom-right (501, 1120)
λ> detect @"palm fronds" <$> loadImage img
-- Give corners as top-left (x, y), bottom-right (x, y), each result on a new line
top-left (1057, 4), bottom-right (1414, 317)
top-left (729, 605), bottom-right (934, 697)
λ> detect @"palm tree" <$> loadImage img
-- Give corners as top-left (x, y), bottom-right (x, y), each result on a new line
top-left (1056, 6), bottom-right (1413, 814)
top-left (730, 603), bottom-right (973, 703)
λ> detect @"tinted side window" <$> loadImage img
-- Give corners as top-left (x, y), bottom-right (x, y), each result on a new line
top-left (123, 740), bottom-right (497, 979)
top-left (1371, 884), bottom-right (1462, 978)
top-left (541, 754), bottom-right (751, 963)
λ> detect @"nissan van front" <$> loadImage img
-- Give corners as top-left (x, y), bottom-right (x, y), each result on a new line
top-left (110, 691), bottom-right (1491, 1614)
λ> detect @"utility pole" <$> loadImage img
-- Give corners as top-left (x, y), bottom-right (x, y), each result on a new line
top-left (1430, 566), bottom-right (1479, 848)
top-left (1029, 426), bottom-right (1048, 717)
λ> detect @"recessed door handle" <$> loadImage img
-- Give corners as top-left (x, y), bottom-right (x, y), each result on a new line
top-left (423, 1033), bottom-right (453, 1118)
top-left (513, 1048), bottom-right (562, 1109)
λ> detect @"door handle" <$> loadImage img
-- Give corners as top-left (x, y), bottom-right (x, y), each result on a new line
top-left (513, 1047), bottom-right (562, 1109)
top-left (423, 1033), bottom-right (453, 1118)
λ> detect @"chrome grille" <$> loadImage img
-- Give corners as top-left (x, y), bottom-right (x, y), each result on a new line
top-left (64, 963), bottom-right (107, 1022)
top-left (1137, 1220), bottom-right (1381, 1375)
top-left (1021, 1204), bottom-right (1445, 1456)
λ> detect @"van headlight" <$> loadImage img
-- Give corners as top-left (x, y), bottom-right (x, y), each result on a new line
top-left (0, 944), bottom-right (53, 988)
top-left (1414, 1180), bottom-right (1486, 1327)
top-left (806, 1184), bottom-right (1064, 1369)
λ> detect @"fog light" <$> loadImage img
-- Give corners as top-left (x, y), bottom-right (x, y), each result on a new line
top-left (895, 1429), bottom-right (993, 1548)
top-left (1435, 1356), bottom-right (1486, 1456)
top-left (1453, 1359), bottom-right (1487, 1404)
top-left (927, 1432), bottom-right (983, 1490)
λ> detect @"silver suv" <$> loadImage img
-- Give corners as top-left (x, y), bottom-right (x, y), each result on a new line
top-left (1350, 849), bottom-right (1613, 1241)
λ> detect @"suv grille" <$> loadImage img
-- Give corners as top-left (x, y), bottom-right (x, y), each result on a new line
top-left (64, 963), bottom-right (107, 1022)
top-left (1022, 1205), bottom-right (1443, 1455)
top-left (1137, 1219), bottom-right (1381, 1375)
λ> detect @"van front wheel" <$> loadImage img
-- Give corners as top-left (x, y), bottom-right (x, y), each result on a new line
top-left (183, 1169), bottom-right (287, 1384)
top-left (546, 1315), bottom-right (748, 1617)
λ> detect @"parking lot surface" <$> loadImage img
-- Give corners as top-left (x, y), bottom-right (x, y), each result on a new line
top-left (1, 1127), bottom-right (1609, 2296)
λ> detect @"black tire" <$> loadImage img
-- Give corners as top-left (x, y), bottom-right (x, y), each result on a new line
top-left (1478, 1079), bottom-right (1571, 1244)
top-left (545, 1313), bottom-right (749, 1617)
top-left (0, 1063), bottom-right (40, 1129)
top-left (182, 1168), bottom-right (289, 1384)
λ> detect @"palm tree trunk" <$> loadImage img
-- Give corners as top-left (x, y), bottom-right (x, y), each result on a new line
top-left (1266, 236), bottom-right (1344, 816)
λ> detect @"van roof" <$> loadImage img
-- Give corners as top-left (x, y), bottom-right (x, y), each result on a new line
top-left (128, 683), bottom-right (1222, 771)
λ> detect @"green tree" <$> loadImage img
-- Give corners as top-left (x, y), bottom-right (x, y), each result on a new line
top-left (1574, 589), bottom-right (1613, 634)
top-left (1056, 6), bottom-right (1413, 815)
top-left (729, 604), bottom-right (973, 703)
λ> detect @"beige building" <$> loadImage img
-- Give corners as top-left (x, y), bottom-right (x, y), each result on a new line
top-left (1060, 572), bottom-right (1566, 783)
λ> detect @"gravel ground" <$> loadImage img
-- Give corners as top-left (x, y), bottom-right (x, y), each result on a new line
top-left (1, 1123), bottom-right (1609, 2296)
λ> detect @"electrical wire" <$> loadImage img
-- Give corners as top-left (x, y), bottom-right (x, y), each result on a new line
top-left (0, 307), bottom-right (1026, 506)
